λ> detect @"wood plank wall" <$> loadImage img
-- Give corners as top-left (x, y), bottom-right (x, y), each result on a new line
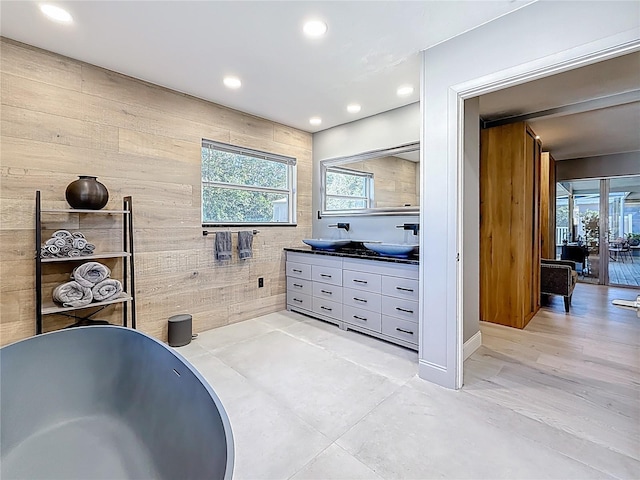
top-left (346, 156), bottom-right (419, 208)
top-left (0, 38), bottom-right (312, 346)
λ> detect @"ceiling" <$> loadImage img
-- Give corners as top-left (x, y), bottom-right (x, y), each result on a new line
top-left (0, 0), bottom-right (534, 133)
top-left (479, 52), bottom-right (640, 160)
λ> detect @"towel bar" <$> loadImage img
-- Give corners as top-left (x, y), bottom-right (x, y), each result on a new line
top-left (203, 230), bottom-right (259, 236)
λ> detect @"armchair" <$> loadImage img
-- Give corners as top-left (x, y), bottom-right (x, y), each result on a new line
top-left (541, 259), bottom-right (578, 312)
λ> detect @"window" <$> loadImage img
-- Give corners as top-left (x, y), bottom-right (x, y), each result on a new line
top-left (201, 140), bottom-right (296, 225)
top-left (324, 166), bottom-right (374, 211)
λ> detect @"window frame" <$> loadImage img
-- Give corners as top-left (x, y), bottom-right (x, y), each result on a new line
top-left (201, 139), bottom-right (297, 226)
top-left (324, 166), bottom-right (374, 211)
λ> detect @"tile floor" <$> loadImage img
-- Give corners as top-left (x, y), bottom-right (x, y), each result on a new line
top-left (176, 297), bottom-right (639, 480)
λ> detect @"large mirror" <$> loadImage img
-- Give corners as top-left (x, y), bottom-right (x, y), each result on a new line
top-left (320, 142), bottom-right (420, 216)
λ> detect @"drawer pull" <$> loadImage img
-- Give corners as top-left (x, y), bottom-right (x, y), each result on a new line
top-left (292, 269), bottom-right (302, 273)
top-left (293, 283), bottom-right (303, 288)
top-left (320, 274), bottom-right (332, 278)
top-left (353, 279), bottom-right (368, 284)
top-left (396, 327), bottom-right (414, 335)
top-left (353, 297), bottom-right (367, 303)
top-left (353, 315), bottom-right (367, 321)
top-left (320, 289), bottom-right (332, 295)
top-left (293, 298), bottom-right (303, 303)
top-left (396, 286), bottom-right (414, 293)
top-left (396, 307), bottom-right (414, 314)
top-left (320, 306), bottom-right (333, 312)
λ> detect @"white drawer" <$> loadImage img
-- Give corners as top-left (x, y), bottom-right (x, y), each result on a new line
top-left (381, 316), bottom-right (418, 345)
top-left (382, 297), bottom-right (418, 323)
top-left (287, 277), bottom-right (312, 296)
top-left (343, 305), bottom-right (382, 332)
top-left (312, 282), bottom-right (343, 303)
top-left (287, 261), bottom-right (312, 280)
top-left (343, 287), bottom-right (381, 313)
top-left (343, 270), bottom-right (381, 293)
top-left (312, 265), bottom-right (342, 286)
top-left (312, 297), bottom-right (342, 320)
top-left (382, 276), bottom-right (419, 301)
top-left (287, 291), bottom-right (312, 311)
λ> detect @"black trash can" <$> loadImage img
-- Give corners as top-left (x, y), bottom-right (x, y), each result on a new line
top-left (168, 314), bottom-right (192, 347)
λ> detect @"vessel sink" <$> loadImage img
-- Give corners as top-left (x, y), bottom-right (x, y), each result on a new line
top-left (362, 242), bottom-right (418, 258)
top-left (302, 239), bottom-right (351, 251)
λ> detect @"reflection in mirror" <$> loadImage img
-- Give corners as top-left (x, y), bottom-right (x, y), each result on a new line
top-left (321, 142), bottom-right (420, 216)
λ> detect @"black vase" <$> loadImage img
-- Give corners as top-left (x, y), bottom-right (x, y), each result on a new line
top-left (65, 176), bottom-right (109, 210)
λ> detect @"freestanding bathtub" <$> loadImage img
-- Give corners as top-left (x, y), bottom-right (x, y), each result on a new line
top-left (1, 326), bottom-right (233, 479)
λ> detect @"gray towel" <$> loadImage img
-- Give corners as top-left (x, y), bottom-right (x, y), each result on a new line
top-left (53, 281), bottom-right (93, 307)
top-left (92, 279), bottom-right (123, 302)
top-left (41, 231), bottom-right (93, 258)
top-left (71, 261), bottom-right (111, 287)
top-left (215, 231), bottom-right (232, 260)
top-left (238, 231), bottom-right (253, 259)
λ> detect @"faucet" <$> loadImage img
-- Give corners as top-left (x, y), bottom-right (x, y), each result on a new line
top-left (328, 222), bottom-right (350, 232)
top-left (396, 223), bottom-right (419, 235)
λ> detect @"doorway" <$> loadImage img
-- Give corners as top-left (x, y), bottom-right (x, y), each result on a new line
top-left (556, 175), bottom-right (640, 288)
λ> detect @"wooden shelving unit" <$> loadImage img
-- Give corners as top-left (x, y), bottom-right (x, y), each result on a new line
top-left (35, 191), bottom-right (137, 334)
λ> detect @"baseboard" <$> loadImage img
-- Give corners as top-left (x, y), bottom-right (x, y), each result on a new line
top-left (463, 330), bottom-right (482, 360)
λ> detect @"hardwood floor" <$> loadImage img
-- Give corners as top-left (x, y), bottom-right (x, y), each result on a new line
top-left (465, 283), bottom-right (639, 477)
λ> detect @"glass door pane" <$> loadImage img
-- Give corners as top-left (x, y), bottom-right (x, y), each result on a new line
top-left (574, 185), bottom-right (600, 284)
top-left (608, 175), bottom-right (640, 287)
top-left (557, 179), bottom-right (600, 283)
top-left (555, 184), bottom-right (570, 260)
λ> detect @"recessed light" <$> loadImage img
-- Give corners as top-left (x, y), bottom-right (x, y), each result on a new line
top-left (397, 85), bottom-right (414, 97)
top-left (309, 117), bottom-right (322, 126)
top-left (347, 104), bottom-right (361, 113)
top-left (535, 135), bottom-right (541, 140)
top-left (40, 4), bottom-right (73, 23)
top-left (223, 76), bottom-right (242, 89)
top-left (303, 20), bottom-right (327, 38)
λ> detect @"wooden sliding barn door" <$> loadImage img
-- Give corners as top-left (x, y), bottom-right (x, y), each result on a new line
top-left (480, 122), bottom-right (541, 329)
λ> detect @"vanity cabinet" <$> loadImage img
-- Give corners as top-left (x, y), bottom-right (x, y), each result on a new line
top-left (287, 253), bottom-right (343, 325)
top-left (286, 251), bottom-right (418, 350)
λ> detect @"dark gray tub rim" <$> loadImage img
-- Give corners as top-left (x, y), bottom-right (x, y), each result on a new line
top-left (1, 325), bottom-right (235, 480)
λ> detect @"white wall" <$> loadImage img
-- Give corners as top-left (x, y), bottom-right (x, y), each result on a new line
top-left (420, 1), bottom-right (640, 388)
top-left (463, 98), bottom-right (480, 344)
top-left (312, 103), bottom-right (420, 243)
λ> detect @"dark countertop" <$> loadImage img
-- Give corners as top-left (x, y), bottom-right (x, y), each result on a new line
top-left (284, 246), bottom-right (419, 265)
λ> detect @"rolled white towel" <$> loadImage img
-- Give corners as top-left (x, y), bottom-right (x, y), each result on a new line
top-left (52, 230), bottom-right (72, 239)
top-left (72, 232), bottom-right (86, 239)
top-left (92, 279), bottom-right (123, 302)
top-left (73, 238), bottom-right (87, 249)
top-left (53, 281), bottom-right (93, 307)
top-left (71, 261), bottom-right (111, 287)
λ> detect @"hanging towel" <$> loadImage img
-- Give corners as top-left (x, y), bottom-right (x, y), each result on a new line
top-left (92, 279), bottom-right (123, 302)
top-left (71, 261), bottom-right (111, 287)
top-left (215, 231), bottom-right (232, 260)
top-left (238, 231), bottom-right (253, 259)
top-left (53, 281), bottom-right (93, 307)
